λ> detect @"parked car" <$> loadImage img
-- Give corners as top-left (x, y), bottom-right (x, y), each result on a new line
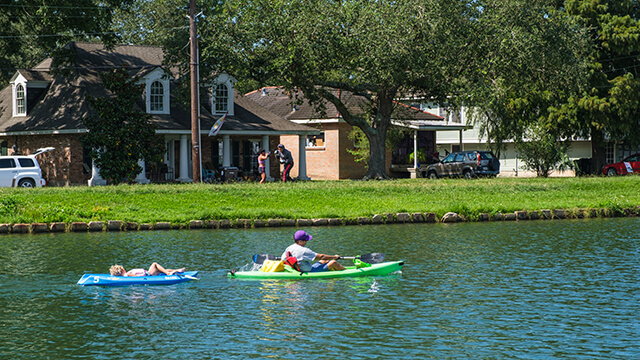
top-left (0, 147), bottom-right (54, 187)
top-left (425, 150), bottom-right (500, 179)
top-left (602, 153), bottom-right (640, 176)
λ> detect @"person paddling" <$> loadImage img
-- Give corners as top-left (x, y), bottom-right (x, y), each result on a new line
top-left (109, 262), bottom-right (185, 276)
top-left (281, 230), bottom-right (345, 272)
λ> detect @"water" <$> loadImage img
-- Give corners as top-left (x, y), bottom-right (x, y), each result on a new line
top-left (1, 218), bottom-right (639, 359)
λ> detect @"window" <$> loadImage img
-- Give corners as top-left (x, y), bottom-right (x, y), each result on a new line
top-left (0, 141), bottom-right (6, 156)
top-left (18, 158), bottom-right (35, 168)
top-left (307, 133), bottom-right (325, 147)
top-left (16, 84), bottom-right (26, 115)
top-left (215, 84), bottom-right (228, 113)
top-left (150, 81), bottom-right (164, 112)
top-left (605, 143), bottom-right (614, 164)
top-left (0, 158), bottom-right (16, 169)
top-left (442, 154), bottom-right (455, 163)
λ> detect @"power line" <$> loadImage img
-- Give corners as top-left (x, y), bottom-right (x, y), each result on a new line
top-left (0, 26), bottom-right (189, 39)
top-left (0, 4), bottom-right (116, 10)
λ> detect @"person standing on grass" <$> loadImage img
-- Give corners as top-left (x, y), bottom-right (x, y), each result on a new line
top-left (257, 148), bottom-right (270, 184)
top-left (274, 144), bottom-right (294, 182)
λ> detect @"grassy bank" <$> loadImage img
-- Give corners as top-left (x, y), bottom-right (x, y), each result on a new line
top-left (0, 177), bottom-right (639, 226)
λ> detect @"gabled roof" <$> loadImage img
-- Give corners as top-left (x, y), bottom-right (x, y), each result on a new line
top-left (0, 42), bottom-right (315, 136)
top-left (245, 86), bottom-right (445, 122)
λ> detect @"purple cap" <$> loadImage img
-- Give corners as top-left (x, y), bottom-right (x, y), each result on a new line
top-left (278, 144), bottom-right (284, 148)
top-left (294, 230), bottom-right (312, 241)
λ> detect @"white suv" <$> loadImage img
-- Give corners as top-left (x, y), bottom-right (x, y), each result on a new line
top-left (0, 147), bottom-right (54, 188)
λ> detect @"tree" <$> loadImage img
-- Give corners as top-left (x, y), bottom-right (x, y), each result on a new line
top-left (548, 0), bottom-right (640, 173)
top-left (462, 1), bottom-right (590, 159)
top-left (82, 67), bottom-right (165, 184)
top-left (196, 0), bottom-right (476, 179)
top-left (0, 0), bottom-right (133, 86)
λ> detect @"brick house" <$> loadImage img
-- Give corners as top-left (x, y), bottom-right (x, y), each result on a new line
top-left (0, 42), bottom-right (316, 185)
top-left (245, 87), bottom-right (469, 179)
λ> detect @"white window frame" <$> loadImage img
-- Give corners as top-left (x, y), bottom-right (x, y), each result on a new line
top-left (209, 73), bottom-right (235, 116)
top-left (214, 83), bottom-right (229, 113)
top-left (14, 83), bottom-right (27, 116)
top-left (150, 80), bottom-right (164, 112)
top-left (143, 68), bottom-right (170, 115)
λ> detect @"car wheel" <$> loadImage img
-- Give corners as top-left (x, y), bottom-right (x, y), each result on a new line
top-left (428, 171), bottom-right (438, 180)
top-left (606, 168), bottom-right (617, 176)
top-left (18, 178), bottom-right (36, 188)
top-left (463, 170), bottom-right (474, 179)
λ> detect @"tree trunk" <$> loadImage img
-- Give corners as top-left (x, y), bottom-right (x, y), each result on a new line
top-left (366, 129), bottom-right (388, 180)
top-left (590, 126), bottom-right (606, 175)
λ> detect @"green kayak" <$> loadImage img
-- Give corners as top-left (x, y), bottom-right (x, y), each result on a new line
top-left (228, 260), bottom-right (404, 280)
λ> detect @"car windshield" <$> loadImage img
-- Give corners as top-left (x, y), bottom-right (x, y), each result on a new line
top-left (442, 154), bottom-right (456, 163)
top-left (624, 155), bottom-right (639, 162)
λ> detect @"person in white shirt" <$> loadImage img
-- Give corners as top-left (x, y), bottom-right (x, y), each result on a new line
top-left (281, 230), bottom-right (345, 272)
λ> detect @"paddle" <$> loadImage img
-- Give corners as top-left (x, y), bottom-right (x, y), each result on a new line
top-left (252, 253), bottom-right (280, 264)
top-left (339, 253), bottom-right (385, 264)
top-left (252, 252), bottom-right (385, 264)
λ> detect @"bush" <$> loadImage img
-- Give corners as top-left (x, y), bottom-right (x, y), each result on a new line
top-left (516, 126), bottom-right (573, 177)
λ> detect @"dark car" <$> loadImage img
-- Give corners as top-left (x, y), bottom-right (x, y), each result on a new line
top-left (425, 150), bottom-right (500, 179)
top-left (602, 153), bottom-right (640, 176)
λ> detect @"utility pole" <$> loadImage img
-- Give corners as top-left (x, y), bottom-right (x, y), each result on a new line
top-left (189, 0), bottom-right (201, 183)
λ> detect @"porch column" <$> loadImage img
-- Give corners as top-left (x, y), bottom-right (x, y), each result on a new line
top-left (297, 135), bottom-right (310, 180)
top-left (262, 135), bottom-right (273, 181)
top-left (222, 135), bottom-right (231, 167)
top-left (88, 157), bottom-right (107, 186)
top-left (135, 159), bottom-right (150, 184)
top-left (410, 129), bottom-right (419, 179)
top-left (177, 134), bottom-right (192, 182)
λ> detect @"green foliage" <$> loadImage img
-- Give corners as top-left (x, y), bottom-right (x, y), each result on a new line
top-left (550, 0), bottom-right (640, 170)
top-left (81, 67), bottom-right (165, 184)
top-left (464, 1), bottom-right (590, 157)
top-left (200, 0), bottom-right (477, 179)
top-left (515, 126), bottom-right (572, 178)
top-left (0, 0), bottom-right (133, 86)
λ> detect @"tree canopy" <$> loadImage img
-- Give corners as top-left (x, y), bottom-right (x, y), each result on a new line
top-left (195, 0), bottom-right (482, 179)
top-left (0, 0), bottom-right (133, 86)
top-left (549, 0), bottom-right (640, 171)
top-left (190, 0), bottom-right (588, 179)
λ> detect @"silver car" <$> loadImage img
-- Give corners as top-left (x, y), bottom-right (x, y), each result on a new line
top-left (0, 147), bottom-right (54, 187)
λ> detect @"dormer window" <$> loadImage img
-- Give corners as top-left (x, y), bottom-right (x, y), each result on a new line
top-left (150, 81), bottom-right (164, 112)
top-left (15, 84), bottom-right (26, 116)
top-left (215, 84), bottom-right (228, 113)
top-left (208, 73), bottom-right (235, 116)
top-left (142, 68), bottom-right (170, 114)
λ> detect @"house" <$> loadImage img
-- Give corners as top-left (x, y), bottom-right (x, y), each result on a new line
top-left (0, 42), bottom-right (317, 185)
top-left (245, 87), bottom-right (470, 179)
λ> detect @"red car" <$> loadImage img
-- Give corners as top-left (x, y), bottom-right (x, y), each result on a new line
top-left (602, 153), bottom-right (640, 176)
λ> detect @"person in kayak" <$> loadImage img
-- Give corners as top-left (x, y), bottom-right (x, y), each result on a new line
top-left (281, 230), bottom-right (345, 272)
top-left (109, 263), bottom-right (186, 276)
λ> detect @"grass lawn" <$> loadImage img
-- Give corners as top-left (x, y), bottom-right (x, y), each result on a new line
top-left (0, 176), bottom-right (638, 225)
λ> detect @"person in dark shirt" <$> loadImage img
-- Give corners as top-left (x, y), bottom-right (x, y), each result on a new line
top-left (274, 144), bottom-right (294, 182)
